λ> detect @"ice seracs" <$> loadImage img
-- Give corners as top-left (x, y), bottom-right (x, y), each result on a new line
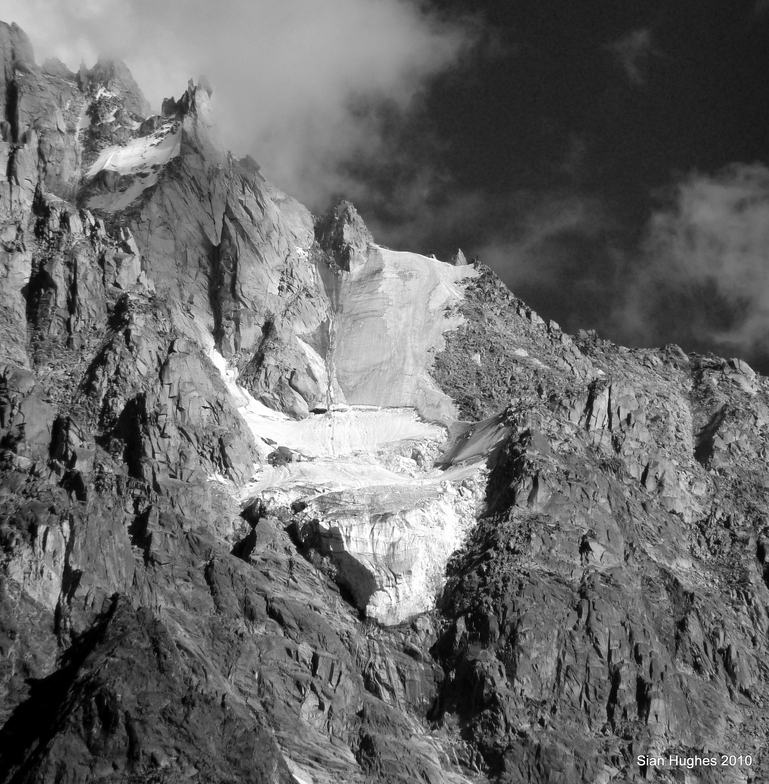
top-left (293, 470), bottom-right (486, 624)
top-left (201, 229), bottom-right (501, 624)
top-left (224, 242), bottom-right (488, 624)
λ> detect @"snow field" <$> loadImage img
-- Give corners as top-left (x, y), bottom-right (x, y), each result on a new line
top-left (203, 247), bottom-right (493, 625)
top-left (85, 123), bottom-right (181, 212)
top-left (329, 246), bottom-right (476, 421)
top-left (87, 123), bottom-right (181, 178)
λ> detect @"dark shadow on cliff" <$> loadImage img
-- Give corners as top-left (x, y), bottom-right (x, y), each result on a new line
top-left (0, 595), bottom-right (120, 783)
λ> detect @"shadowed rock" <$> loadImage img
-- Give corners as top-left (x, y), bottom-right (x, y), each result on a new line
top-left (315, 200), bottom-right (374, 271)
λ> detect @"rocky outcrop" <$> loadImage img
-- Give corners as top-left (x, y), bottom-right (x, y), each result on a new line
top-left (1, 20), bottom-right (768, 784)
top-left (315, 200), bottom-right (373, 271)
top-left (427, 291), bottom-right (769, 781)
top-left (79, 57), bottom-right (151, 117)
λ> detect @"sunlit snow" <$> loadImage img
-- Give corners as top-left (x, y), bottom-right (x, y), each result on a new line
top-left (327, 245), bottom-right (476, 421)
top-left (85, 124), bottom-right (181, 212)
top-left (203, 248), bottom-right (494, 624)
top-left (87, 124), bottom-right (180, 178)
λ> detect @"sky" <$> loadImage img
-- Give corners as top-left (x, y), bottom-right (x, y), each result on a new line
top-left (3, 0), bottom-right (769, 369)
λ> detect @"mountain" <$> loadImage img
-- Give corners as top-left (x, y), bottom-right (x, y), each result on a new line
top-left (0, 20), bottom-right (767, 784)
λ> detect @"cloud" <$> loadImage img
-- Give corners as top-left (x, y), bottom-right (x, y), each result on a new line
top-left (2, 0), bottom-right (473, 211)
top-left (468, 166), bottom-right (769, 370)
top-left (617, 164), bottom-right (769, 364)
top-left (459, 192), bottom-right (626, 334)
top-left (605, 28), bottom-right (658, 86)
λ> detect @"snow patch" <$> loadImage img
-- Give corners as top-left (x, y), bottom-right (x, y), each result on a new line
top-left (85, 178), bottom-right (157, 212)
top-left (87, 124), bottom-right (180, 178)
top-left (285, 758), bottom-right (314, 784)
top-left (208, 346), bottom-right (444, 461)
top-left (75, 107), bottom-right (90, 131)
top-left (84, 124), bottom-right (181, 212)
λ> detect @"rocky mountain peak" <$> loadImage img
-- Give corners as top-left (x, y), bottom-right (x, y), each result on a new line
top-left (1, 20), bottom-right (769, 784)
top-left (40, 57), bottom-right (76, 80)
top-left (0, 22), bottom-right (36, 141)
top-left (78, 55), bottom-right (150, 116)
top-left (0, 21), bottom-right (34, 74)
top-left (315, 199), bottom-right (374, 271)
top-left (197, 73), bottom-right (213, 97)
top-left (162, 78), bottom-right (209, 118)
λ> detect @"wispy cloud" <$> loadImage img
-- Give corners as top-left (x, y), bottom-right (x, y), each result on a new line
top-left (2, 0), bottom-right (474, 211)
top-left (617, 164), bottom-right (769, 363)
top-left (464, 192), bottom-right (625, 333)
top-left (605, 28), bottom-right (658, 86)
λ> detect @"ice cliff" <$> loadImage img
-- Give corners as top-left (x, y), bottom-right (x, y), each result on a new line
top-left (1, 20), bottom-right (768, 784)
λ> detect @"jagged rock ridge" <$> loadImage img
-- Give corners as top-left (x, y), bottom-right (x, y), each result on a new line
top-left (0, 21), bottom-right (768, 784)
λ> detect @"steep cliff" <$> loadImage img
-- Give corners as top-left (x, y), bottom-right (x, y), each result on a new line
top-left (0, 21), bottom-right (767, 784)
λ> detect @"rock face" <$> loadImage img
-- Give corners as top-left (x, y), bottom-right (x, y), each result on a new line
top-left (1, 20), bottom-right (768, 784)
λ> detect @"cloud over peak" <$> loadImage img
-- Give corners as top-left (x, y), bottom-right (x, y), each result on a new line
top-left (4, 0), bottom-right (474, 210)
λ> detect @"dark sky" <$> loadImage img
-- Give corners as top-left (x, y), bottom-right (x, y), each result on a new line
top-left (345, 0), bottom-right (769, 367)
top-left (6, 0), bottom-right (769, 368)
